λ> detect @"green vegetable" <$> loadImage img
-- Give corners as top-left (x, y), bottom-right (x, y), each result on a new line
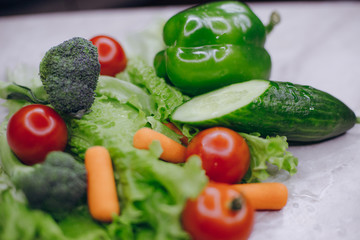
top-left (153, 50), bottom-right (168, 81)
top-left (18, 151), bottom-right (87, 219)
top-left (164, 44), bottom-right (272, 95)
top-left (154, 1), bottom-right (280, 95)
top-left (240, 133), bottom-right (298, 182)
top-left (39, 37), bottom-right (100, 117)
top-left (0, 65), bottom-right (48, 104)
top-left (57, 206), bottom-right (112, 240)
top-left (118, 58), bottom-right (189, 121)
top-left (96, 75), bottom-right (157, 116)
top-left (0, 190), bottom-right (67, 240)
top-left (171, 79), bottom-right (357, 142)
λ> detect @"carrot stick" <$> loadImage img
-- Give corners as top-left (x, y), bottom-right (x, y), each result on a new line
top-left (163, 122), bottom-right (189, 145)
top-left (232, 182), bottom-right (288, 210)
top-left (85, 146), bottom-right (120, 222)
top-left (133, 127), bottom-right (187, 163)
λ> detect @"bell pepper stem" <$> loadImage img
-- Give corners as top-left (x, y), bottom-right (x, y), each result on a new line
top-left (356, 117), bottom-right (360, 124)
top-left (266, 11), bottom-right (281, 34)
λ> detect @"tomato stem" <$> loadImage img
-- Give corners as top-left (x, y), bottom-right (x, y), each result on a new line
top-left (230, 197), bottom-right (243, 211)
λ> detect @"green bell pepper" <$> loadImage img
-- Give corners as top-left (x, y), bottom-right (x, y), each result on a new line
top-left (154, 1), bottom-right (280, 96)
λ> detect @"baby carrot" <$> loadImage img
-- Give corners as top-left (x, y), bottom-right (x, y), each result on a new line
top-left (163, 122), bottom-right (189, 145)
top-left (232, 182), bottom-right (288, 210)
top-left (85, 146), bottom-right (120, 222)
top-left (133, 127), bottom-right (187, 163)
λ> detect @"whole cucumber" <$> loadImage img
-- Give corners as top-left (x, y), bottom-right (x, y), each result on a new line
top-left (171, 80), bottom-right (357, 142)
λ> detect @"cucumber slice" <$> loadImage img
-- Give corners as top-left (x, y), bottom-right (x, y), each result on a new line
top-left (172, 80), bottom-right (270, 122)
top-left (171, 80), bottom-right (357, 142)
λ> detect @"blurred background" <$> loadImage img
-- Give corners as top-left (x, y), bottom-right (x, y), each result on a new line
top-left (0, 0), bottom-right (347, 16)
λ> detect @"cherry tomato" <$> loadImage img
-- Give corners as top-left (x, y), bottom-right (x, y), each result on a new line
top-left (6, 104), bottom-right (68, 165)
top-left (90, 35), bottom-right (127, 76)
top-left (182, 182), bottom-right (254, 240)
top-left (186, 127), bottom-right (250, 184)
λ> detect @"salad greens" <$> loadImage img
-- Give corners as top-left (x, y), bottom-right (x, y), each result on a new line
top-left (0, 56), bottom-right (297, 239)
top-left (0, 65), bottom-right (48, 105)
top-left (117, 58), bottom-right (189, 121)
top-left (240, 133), bottom-right (298, 182)
top-left (0, 190), bottom-right (66, 240)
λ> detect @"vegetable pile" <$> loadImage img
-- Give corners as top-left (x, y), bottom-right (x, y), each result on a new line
top-left (0, 1), bottom-right (358, 240)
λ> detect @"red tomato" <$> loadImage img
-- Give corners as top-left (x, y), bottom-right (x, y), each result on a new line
top-left (90, 35), bottom-right (127, 76)
top-left (6, 104), bottom-right (68, 165)
top-left (182, 182), bottom-right (254, 240)
top-left (186, 127), bottom-right (250, 184)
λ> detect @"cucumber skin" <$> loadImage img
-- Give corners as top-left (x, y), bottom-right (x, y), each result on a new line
top-left (172, 81), bottom-right (356, 142)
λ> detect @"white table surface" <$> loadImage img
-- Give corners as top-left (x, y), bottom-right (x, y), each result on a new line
top-left (1, 2), bottom-right (360, 240)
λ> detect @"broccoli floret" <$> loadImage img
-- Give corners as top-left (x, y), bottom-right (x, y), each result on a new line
top-left (39, 37), bottom-right (100, 117)
top-left (17, 151), bottom-right (87, 219)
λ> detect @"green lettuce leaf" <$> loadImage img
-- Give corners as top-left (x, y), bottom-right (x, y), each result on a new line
top-left (240, 133), bottom-right (298, 182)
top-left (108, 148), bottom-right (205, 240)
top-left (0, 65), bottom-right (48, 104)
top-left (69, 96), bottom-right (147, 158)
top-left (96, 76), bottom-right (157, 116)
top-left (117, 58), bottom-right (189, 121)
top-left (57, 206), bottom-right (111, 240)
top-left (0, 189), bottom-right (67, 240)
